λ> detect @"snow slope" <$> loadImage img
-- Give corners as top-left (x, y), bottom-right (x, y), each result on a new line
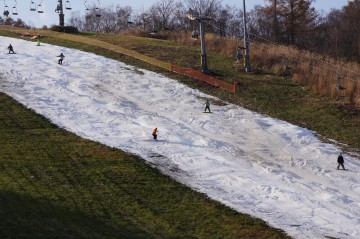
top-left (1, 36), bottom-right (360, 239)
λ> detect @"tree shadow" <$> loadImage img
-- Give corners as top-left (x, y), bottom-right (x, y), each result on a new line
top-left (0, 191), bottom-right (153, 239)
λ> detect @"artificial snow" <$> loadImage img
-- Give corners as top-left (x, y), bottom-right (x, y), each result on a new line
top-left (1, 36), bottom-right (359, 239)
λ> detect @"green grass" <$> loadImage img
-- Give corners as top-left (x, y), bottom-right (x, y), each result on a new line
top-left (0, 92), bottom-right (289, 238)
top-left (1, 28), bottom-right (359, 238)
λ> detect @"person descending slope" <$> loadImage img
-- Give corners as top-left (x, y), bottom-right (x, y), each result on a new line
top-left (152, 128), bottom-right (158, 141)
top-left (204, 99), bottom-right (211, 113)
top-left (337, 152), bottom-right (346, 170)
top-left (8, 44), bottom-right (15, 54)
top-left (57, 53), bottom-right (65, 65)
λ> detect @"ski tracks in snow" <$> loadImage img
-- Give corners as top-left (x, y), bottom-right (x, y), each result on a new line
top-left (1, 36), bottom-right (360, 239)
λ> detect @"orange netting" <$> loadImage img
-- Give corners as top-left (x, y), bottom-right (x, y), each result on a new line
top-left (169, 64), bottom-right (236, 93)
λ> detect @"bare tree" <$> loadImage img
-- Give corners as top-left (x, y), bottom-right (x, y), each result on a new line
top-left (116, 6), bottom-right (133, 31)
top-left (68, 11), bottom-right (85, 30)
top-left (149, 0), bottom-right (181, 31)
top-left (185, 0), bottom-right (221, 17)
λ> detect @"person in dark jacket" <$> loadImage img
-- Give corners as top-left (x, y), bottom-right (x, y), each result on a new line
top-left (337, 153), bottom-right (346, 170)
top-left (204, 99), bottom-right (211, 113)
top-left (57, 53), bottom-right (65, 65)
top-left (8, 44), bottom-right (15, 54)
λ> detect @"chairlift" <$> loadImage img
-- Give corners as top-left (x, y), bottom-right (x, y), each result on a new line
top-left (84, 0), bottom-right (89, 11)
top-left (12, 0), bottom-right (17, 15)
top-left (84, 1), bottom-right (91, 19)
top-left (95, 0), bottom-right (101, 17)
top-left (37, 4), bottom-right (43, 13)
top-left (65, 0), bottom-right (71, 10)
top-left (3, 0), bottom-right (9, 16)
top-left (30, 0), bottom-right (36, 11)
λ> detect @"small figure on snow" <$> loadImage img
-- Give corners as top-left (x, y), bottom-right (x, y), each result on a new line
top-left (204, 99), bottom-right (211, 113)
top-left (152, 128), bottom-right (158, 141)
top-left (57, 53), bottom-right (65, 65)
top-left (337, 152), bottom-right (346, 170)
top-left (37, 35), bottom-right (41, 46)
top-left (8, 44), bottom-right (15, 54)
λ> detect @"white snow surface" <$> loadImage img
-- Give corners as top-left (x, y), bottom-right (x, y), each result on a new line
top-left (1, 36), bottom-right (360, 239)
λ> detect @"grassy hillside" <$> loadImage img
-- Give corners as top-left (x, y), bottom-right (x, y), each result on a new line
top-left (0, 30), bottom-right (294, 238)
top-left (0, 92), bottom-right (289, 238)
top-left (0, 27), bottom-right (359, 238)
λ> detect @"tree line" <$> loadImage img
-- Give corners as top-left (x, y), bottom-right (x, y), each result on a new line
top-left (1, 0), bottom-right (360, 61)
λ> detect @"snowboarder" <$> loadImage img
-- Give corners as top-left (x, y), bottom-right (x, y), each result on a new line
top-left (152, 128), bottom-right (158, 141)
top-left (57, 53), bottom-right (65, 65)
top-left (204, 99), bottom-right (211, 113)
top-left (337, 152), bottom-right (346, 170)
top-left (8, 44), bottom-right (15, 54)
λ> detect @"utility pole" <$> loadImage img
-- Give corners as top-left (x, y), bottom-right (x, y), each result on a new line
top-left (186, 9), bottom-right (212, 74)
top-left (55, 0), bottom-right (65, 27)
top-left (243, 0), bottom-right (251, 72)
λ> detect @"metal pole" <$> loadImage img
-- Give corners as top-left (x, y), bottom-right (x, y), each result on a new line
top-left (243, 0), bottom-right (251, 72)
top-left (199, 19), bottom-right (209, 74)
top-left (59, 0), bottom-right (65, 27)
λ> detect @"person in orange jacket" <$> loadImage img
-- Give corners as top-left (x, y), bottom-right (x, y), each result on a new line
top-left (152, 128), bottom-right (158, 141)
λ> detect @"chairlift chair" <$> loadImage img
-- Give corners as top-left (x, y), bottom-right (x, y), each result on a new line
top-left (12, 6), bottom-right (17, 15)
top-left (3, 0), bottom-right (9, 16)
top-left (30, 0), bottom-right (36, 11)
top-left (37, 4), bottom-right (43, 13)
top-left (65, 0), bottom-right (71, 10)
top-left (95, 0), bottom-right (101, 17)
top-left (12, 0), bottom-right (17, 15)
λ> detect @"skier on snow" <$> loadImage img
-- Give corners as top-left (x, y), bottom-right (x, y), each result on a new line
top-left (204, 99), bottom-right (211, 113)
top-left (152, 128), bottom-right (158, 141)
top-left (8, 44), bottom-right (15, 54)
top-left (337, 152), bottom-right (346, 170)
top-left (57, 53), bottom-right (65, 65)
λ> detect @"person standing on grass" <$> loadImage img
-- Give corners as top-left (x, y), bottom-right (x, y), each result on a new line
top-left (152, 128), bottom-right (158, 141)
top-left (204, 99), bottom-right (211, 113)
top-left (337, 152), bottom-right (346, 170)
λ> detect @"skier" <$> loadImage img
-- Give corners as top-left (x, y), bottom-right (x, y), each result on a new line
top-left (337, 152), bottom-right (346, 170)
top-left (57, 53), bottom-right (65, 65)
top-left (8, 44), bottom-right (15, 54)
top-left (204, 99), bottom-right (211, 113)
top-left (37, 35), bottom-right (41, 46)
top-left (152, 128), bottom-right (158, 141)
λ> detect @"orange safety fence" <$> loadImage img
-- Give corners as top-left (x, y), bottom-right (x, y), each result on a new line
top-left (169, 64), bottom-right (236, 93)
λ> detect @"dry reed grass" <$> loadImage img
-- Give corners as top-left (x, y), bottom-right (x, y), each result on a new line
top-left (153, 30), bottom-right (360, 107)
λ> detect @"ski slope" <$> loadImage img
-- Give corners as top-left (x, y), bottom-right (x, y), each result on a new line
top-left (1, 36), bottom-right (360, 239)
